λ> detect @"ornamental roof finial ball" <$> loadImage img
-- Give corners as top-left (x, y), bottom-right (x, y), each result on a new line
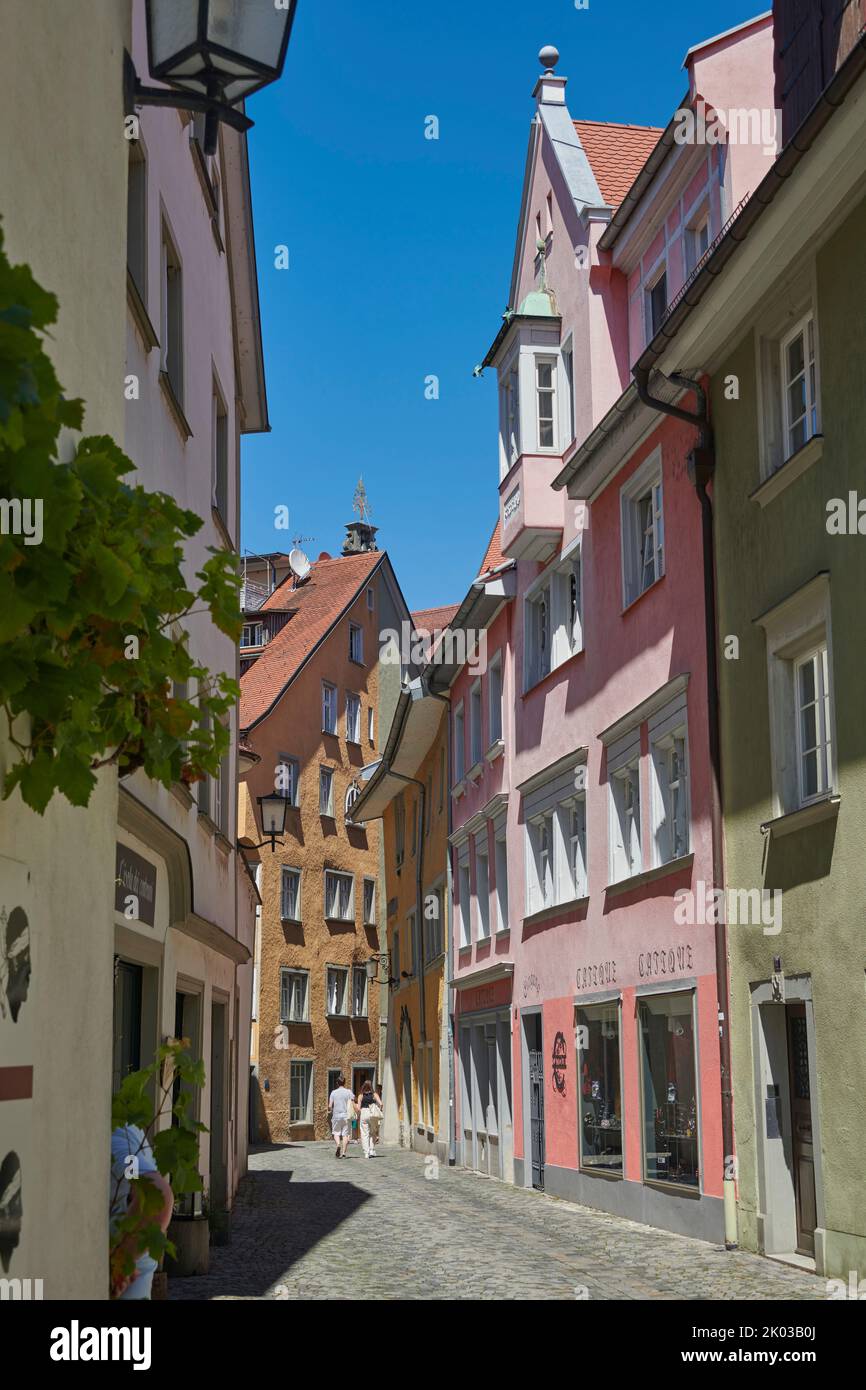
top-left (539, 45), bottom-right (560, 73)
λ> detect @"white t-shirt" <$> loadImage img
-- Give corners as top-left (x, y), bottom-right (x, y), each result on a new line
top-left (110, 1124), bottom-right (160, 1300)
top-left (329, 1086), bottom-right (354, 1120)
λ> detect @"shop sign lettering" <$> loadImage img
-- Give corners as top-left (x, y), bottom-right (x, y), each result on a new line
top-left (638, 943), bottom-right (693, 980)
top-left (576, 960), bottom-right (616, 991)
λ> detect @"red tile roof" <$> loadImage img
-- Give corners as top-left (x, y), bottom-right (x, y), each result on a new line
top-left (240, 550), bottom-right (383, 729)
top-left (573, 121), bottom-right (664, 211)
top-left (477, 519), bottom-right (505, 580)
top-left (412, 604), bottom-right (460, 631)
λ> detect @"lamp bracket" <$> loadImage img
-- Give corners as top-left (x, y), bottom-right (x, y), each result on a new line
top-left (123, 51), bottom-right (253, 139)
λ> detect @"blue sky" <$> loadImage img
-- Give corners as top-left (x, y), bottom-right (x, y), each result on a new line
top-left (242, 0), bottom-right (766, 613)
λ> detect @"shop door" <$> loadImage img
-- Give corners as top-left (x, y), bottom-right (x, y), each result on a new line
top-left (112, 961), bottom-right (142, 1093)
top-left (786, 1002), bottom-right (816, 1255)
top-left (526, 1013), bottom-right (545, 1191)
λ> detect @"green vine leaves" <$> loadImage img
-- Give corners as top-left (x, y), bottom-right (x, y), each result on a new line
top-left (0, 221), bottom-right (241, 812)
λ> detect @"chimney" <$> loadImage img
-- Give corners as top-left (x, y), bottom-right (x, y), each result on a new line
top-left (533, 45), bottom-right (566, 107)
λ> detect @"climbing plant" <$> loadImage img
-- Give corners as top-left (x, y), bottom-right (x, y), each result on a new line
top-left (0, 221), bottom-right (240, 812)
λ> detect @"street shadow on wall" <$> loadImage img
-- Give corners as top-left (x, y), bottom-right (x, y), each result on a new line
top-left (167, 1171), bottom-right (372, 1299)
top-left (762, 814), bottom-right (838, 893)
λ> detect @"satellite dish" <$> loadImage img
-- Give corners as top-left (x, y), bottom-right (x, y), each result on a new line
top-left (289, 547), bottom-right (310, 580)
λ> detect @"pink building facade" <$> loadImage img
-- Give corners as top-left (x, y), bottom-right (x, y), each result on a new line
top-left (441, 15), bottom-right (777, 1241)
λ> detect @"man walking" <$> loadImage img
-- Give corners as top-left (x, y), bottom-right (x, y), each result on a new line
top-left (327, 1074), bottom-right (355, 1158)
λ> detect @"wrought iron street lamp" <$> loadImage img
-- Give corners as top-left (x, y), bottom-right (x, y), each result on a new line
top-left (125, 0), bottom-right (298, 154)
top-left (366, 954), bottom-right (398, 989)
top-left (254, 792), bottom-right (289, 852)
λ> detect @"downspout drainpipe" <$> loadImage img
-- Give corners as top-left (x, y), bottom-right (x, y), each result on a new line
top-left (632, 363), bottom-right (737, 1250)
top-left (426, 686), bottom-right (457, 1166)
top-left (388, 770), bottom-right (427, 1048)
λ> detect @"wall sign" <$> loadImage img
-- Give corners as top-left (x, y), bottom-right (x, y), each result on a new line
top-left (503, 486), bottom-right (521, 524)
top-left (637, 943), bottom-right (693, 981)
top-left (576, 959), bottom-right (616, 992)
top-left (115, 844), bottom-right (157, 927)
top-left (551, 1031), bottom-right (567, 1096)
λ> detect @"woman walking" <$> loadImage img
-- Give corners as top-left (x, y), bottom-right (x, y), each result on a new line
top-left (357, 1079), bottom-right (383, 1158)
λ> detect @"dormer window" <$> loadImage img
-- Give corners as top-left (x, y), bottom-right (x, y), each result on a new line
top-left (536, 358), bottom-right (556, 449)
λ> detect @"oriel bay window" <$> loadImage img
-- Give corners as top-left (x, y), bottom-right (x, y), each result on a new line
top-left (535, 357), bottom-right (556, 449)
top-left (639, 992), bottom-right (699, 1189)
top-left (576, 1003), bottom-right (623, 1175)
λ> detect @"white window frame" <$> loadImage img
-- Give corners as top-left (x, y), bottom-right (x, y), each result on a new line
top-left (280, 967), bottom-right (309, 1023)
top-left (457, 853), bottom-right (471, 947)
top-left (345, 781), bottom-right (361, 822)
top-left (345, 691), bottom-right (361, 744)
top-left (650, 725), bottom-right (691, 867)
top-left (780, 312), bottom-right (818, 463)
top-left (280, 866), bottom-right (302, 923)
top-left (363, 877), bottom-right (376, 925)
top-left (453, 702), bottom-right (465, 783)
top-left (326, 964), bottom-right (350, 1017)
top-left (524, 543), bottom-right (582, 691)
top-left (322, 681), bottom-right (337, 735)
top-left (349, 622), bottom-right (364, 664)
top-left (645, 262), bottom-right (668, 341)
top-left (488, 650), bottom-right (503, 747)
top-left (474, 834), bottom-right (490, 940)
top-left (524, 576), bottom-right (551, 690)
top-left (755, 266), bottom-right (822, 480)
top-left (352, 965), bottom-right (368, 1018)
top-left (319, 765), bottom-right (335, 817)
top-left (609, 759), bottom-right (642, 885)
top-left (289, 1059), bottom-right (313, 1123)
top-left (684, 206), bottom-right (710, 276)
top-left (324, 869), bottom-right (354, 922)
top-left (535, 355), bottom-right (557, 451)
top-left (500, 352), bottom-right (521, 478)
top-left (795, 643), bottom-right (833, 806)
top-left (469, 678), bottom-right (483, 768)
top-left (367, 706), bottom-right (375, 745)
top-left (494, 827), bottom-right (509, 933)
top-left (276, 753), bottom-right (300, 807)
top-left (562, 336), bottom-right (575, 445)
top-left (621, 450), bottom-right (664, 608)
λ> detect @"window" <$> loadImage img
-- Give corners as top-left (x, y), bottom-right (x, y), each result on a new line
top-left (368, 706), bottom-right (375, 745)
top-left (127, 143), bottom-right (147, 302)
top-left (425, 884), bottom-right (444, 961)
top-left (566, 797), bottom-right (588, 899)
top-left (395, 793), bottom-right (406, 868)
top-left (322, 682), bottom-right (337, 735)
top-left (276, 755), bottom-right (299, 807)
top-left (352, 966), bottom-right (368, 1018)
top-left (366, 586), bottom-right (374, 612)
top-left (289, 1060), bottom-right (313, 1123)
top-left (324, 870), bottom-right (353, 921)
top-left (470, 679), bottom-right (483, 767)
top-left (160, 222), bottom-right (183, 405)
top-left (795, 645), bottom-right (832, 804)
top-left (501, 359), bottom-right (520, 474)
top-left (392, 924), bottom-right (401, 984)
top-left (198, 714), bottom-right (228, 835)
top-left (458, 858), bottom-right (471, 947)
top-left (363, 878), bottom-right (376, 925)
top-left (525, 580), bottom-right (551, 688)
top-left (280, 968), bottom-right (308, 1022)
top-left (646, 267), bottom-right (667, 339)
top-left (319, 766), bottom-right (335, 817)
top-left (280, 867), bottom-right (301, 922)
top-left (639, 992), bottom-right (699, 1188)
top-left (349, 623), bottom-right (363, 664)
top-left (407, 910), bottom-right (417, 975)
top-left (577, 1002), bottom-right (623, 1174)
top-left (346, 692), bottom-right (361, 743)
top-left (610, 761), bottom-right (641, 884)
top-left (524, 758), bottom-right (586, 914)
top-left (536, 358), bottom-right (556, 449)
top-left (758, 574), bottom-right (835, 818)
top-left (439, 746), bottom-right (446, 812)
top-left (685, 211), bottom-right (710, 276)
top-left (326, 966), bottom-right (349, 1016)
top-left (621, 452), bottom-right (664, 607)
top-left (345, 781), bottom-right (361, 822)
top-left (562, 339), bottom-right (575, 444)
top-left (242, 621), bottom-right (263, 648)
top-left (453, 703), bottom-right (465, 782)
top-left (527, 813), bottom-right (554, 913)
top-left (651, 727), bottom-right (690, 865)
top-left (489, 652), bottom-right (503, 747)
top-left (475, 837), bottom-right (490, 939)
top-left (495, 831), bottom-right (509, 933)
top-left (212, 381), bottom-right (229, 528)
top-left (781, 314), bottom-right (818, 461)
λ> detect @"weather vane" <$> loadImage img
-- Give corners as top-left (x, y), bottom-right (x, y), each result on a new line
top-left (353, 477), bottom-right (372, 524)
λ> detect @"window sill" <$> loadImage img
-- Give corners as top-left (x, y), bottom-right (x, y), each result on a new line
top-left (423, 951), bottom-right (446, 972)
top-left (346, 737), bottom-right (362, 747)
top-left (760, 794), bottom-right (840, 839)
top-left (522, 645), bottom-right (584, 699)
top-left (485, 739), bottom-right (505, 763)
top-left (495, 926), bottom-right (511, 938)
top-left (466, 761), bottom-right (483, 783)
top-left (281, 1018), bottom-right (310, 1027)
top-left (170, 780), bottom-right (195, 810)
top-left (211, 506), bottom-right (235, 552)
top-left (324, 916), bottom-right (355, 926)
top-left (325, 1012), bottom-right (351, 1021)
top-left (606, 852), bottom-right (694, 898)
top-left (127, 269), bottom-right (159, 351)
top-left (322, 728), bottom-right (338, 738)
top-left (349, 657), bottom-right (365, 668)
top-left (751, 435), bottom-right (823, 508)
top-left (578, 1166), bottom-right (623, 1183)
top-left (622, 572), bottom-right (665, 617)
top-left (159, 369), bottom-right (193, 441)
top-left (280, 916), bottom-right (302, 927)
top-left (458, 942), bottom-right (472, 954)
top-left (523, 896), bottom-right (588, 929)
top-left (452, 780), bottom-right (466, 800)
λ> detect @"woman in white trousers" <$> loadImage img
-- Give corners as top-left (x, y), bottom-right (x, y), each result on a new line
top-left (357, 1080), bottom-right (383, 1157)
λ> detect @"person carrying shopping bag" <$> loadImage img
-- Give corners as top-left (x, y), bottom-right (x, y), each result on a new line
top-left (357, 1080), bottom-right (384, 1157)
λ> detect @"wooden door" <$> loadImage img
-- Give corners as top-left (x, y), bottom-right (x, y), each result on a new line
top-left (786, 1003), bottom-right (817, 1255)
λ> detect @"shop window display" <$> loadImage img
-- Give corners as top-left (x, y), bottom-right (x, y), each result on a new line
top-left (576, 1003), bottom-right (623, 1174)
top-left (639, 992), bottom-right (699, 1188)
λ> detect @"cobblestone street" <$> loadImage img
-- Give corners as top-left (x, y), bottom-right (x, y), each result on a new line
top-left (169, 1142), bottom-right (827, 1301)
